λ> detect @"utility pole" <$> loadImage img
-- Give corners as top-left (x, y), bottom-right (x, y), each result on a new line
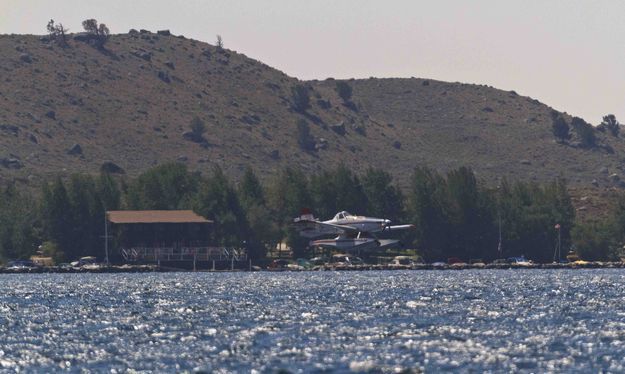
top-left (497, 184), bottom-right (502, 256)
top-left (497, 213), bottom-right (502, 256)
top-left (558, 225), bottom-right (562, 262)
top-left (102, 212), bottom-right (112, 266)
top-left (553, 223), bottom-right (561, 263)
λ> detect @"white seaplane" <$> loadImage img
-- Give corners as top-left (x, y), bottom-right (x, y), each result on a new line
top-left (293, 210), bottom-right (414, 252)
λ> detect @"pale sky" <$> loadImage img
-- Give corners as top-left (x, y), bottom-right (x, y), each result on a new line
top-left (1, 0), bottom-right (624, 123)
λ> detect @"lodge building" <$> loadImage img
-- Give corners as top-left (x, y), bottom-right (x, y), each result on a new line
top-left (105, 210), bottom-right (246, 269)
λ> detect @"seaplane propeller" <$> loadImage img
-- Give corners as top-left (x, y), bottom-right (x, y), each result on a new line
top-left (382, 219), bottom-right (392, 232)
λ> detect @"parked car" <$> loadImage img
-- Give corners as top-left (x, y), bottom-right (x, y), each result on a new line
top-left (267, 259), bottom-right (290, 269)
top-left (70, 256), bottom-right (98, 267)
top-left (447, 257), bottom-right (464, 265)
top-left (6, 260), bottom-right (37, 270)
top-left (331, 254), bottom-right (364, 266)
top-left (469, 258), bottom-right (486, 267)
top-left (391, 256), bottom-right (422, 266)
top-left (309, 257), bottom-right (329, 266)
top-left (349, 256), bottom-right (365, 266)
top-left (507, 256), bottom-right (532, 265)
top-left (296, 258), bottom-right (313, 269)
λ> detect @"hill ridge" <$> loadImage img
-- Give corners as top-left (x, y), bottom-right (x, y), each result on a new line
top-left (0, 31), bottom-right (623, 210)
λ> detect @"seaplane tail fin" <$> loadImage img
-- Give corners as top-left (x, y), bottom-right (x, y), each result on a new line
top-left (294, 208), bottom-right (316, 223)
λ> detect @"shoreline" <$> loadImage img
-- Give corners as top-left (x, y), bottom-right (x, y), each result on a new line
top-left (2, 261), bottom-right (625, 273)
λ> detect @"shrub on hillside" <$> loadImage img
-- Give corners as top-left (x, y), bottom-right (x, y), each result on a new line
top-left (81, 19), bottom-right (110, 49)
top-left (46, 19), bottom-right (68, 46)
top-left (291, 84), bottom-right (311, 113)
top-left (335, 81), bottom-right (358, 111)
top-left (335, 81), bottom-right (353, 102)
top-left (551, 111), bottom-right (570, 141)
top-left (183, 116), bottom-right (207, 143)
top-left (190, 116), bottom-right (206, 138)
top-left (571, 116), bottom-right (596, 148)
top-left (600, 114), bottom-right (620, 137)
top-left (296, 119), bottom-right (315, 151)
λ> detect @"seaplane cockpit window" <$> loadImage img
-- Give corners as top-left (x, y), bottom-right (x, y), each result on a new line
top-left (335, 212), bottom-right (346, 220)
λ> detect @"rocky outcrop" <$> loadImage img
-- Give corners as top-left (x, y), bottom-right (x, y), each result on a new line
top-left (66, 143), bottom-right (83, 156)
top-left (1, 157), bottom-right (23, 169)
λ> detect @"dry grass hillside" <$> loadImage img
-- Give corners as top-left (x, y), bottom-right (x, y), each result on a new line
top-left (1, 31), bottom-right (624, 215)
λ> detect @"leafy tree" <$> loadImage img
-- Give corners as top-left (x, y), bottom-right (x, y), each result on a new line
top-left (362, 168), bottom-right (404, 221)
top-left (571, 116), bottom-right (595, 147)
top-left (309, 170), bottom-right (339, 220)
top-left (40, 178), bottom-right (73, 260)
top-left (239, 167), bottom-right (265, 208)
top-left (267, 168), bottom-right (312, 258)
top-left (38, 174), bottom-right (112, 262)
top-left (66, 174), bottom-right (102, 260)
top-left (46, 19), bottom-right (68, 46)
top-left (97, 172), bottom-right (121, 211)
top-left (291, 84), bottom-right (311, 113)
top-left (601, 114), bottom-right (620, 137)
top-left (500, 178), bottom-right (574, 262)
top-left (82, 18), bottom-right (110, 49)
top-left (267, 168), bottom-right (312, 225)
top-left (360, 168), bottom-right (407, 245)
top-left (405, 167), bottom-right (450, 260)
top-left (551, 111), bottom-right (570, 141)
top-left (216, 35), bottom-right (223, 49)
top-left (446, 167), bottom-right (496, 260)
top-left (610, 193), bottom-right (625, 242)
top-left (593, 192), bottom-right (625, 260)
top-left (571, 221), bottom-right (615, 261)
top-left (332, 164), bottom-right (368, 215)
top-left (244, 203), bottom-right (278, 260)
top-left (539, 178), bottom-right (575, 260)
top-left (0, 184), bottom-right (38, 261)
top-left (40, 241), bottom-right (64, 264)
top-left (195, 167), bottom-right (248, 247)
top-left (309, 165), bottom-right (369, 219)
top-left (238, 168), bottom-right (276, 260)
top-left (125, 163), bottom-right (199, 210)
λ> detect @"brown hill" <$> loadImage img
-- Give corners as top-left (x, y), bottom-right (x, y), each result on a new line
top-left (0, 31), bottom-right (623, 215)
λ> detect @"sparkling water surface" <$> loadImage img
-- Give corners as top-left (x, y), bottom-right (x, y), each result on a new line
top-left (1, 270), bottom-right (625, 372)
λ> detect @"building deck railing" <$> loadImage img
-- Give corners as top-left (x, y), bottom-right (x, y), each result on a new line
top-left (121, 246), bottom-right (247, 262)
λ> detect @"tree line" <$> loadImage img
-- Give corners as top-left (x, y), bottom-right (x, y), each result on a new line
top-left (552, 111), bottom-right (621, 146)
top-left (46, 18), bottom-right (110, 49)
top-left (1, 163), bottom-right (624, 263)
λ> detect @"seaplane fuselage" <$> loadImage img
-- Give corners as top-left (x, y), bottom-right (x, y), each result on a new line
top-left (326, 211), bottom-right (390, 233)
top-left (293, 210), bottom-right (414, 252)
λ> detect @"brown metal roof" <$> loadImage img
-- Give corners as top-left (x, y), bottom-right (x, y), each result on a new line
top-left (107, 210), bottom-right (212, 224)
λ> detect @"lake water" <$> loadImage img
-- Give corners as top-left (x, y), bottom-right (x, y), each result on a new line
top-left (0, 270), bottom-right (624, 372)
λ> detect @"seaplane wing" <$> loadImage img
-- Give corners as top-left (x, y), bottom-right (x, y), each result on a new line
top-left (293, 218), bottom-right (359, 238)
